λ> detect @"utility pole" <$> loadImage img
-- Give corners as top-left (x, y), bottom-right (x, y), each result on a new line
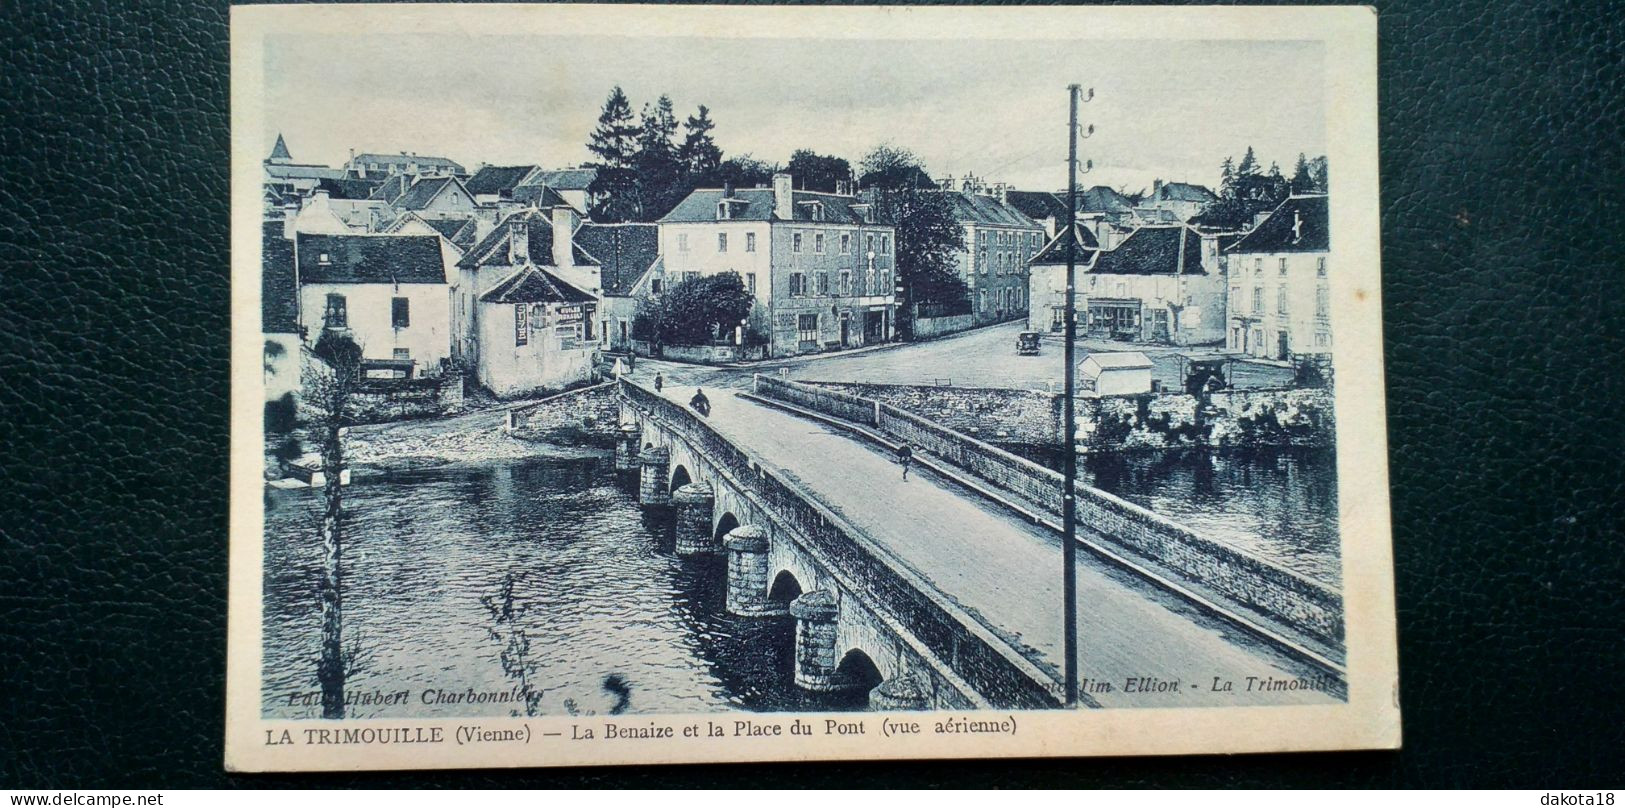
top-left (1062, 83), bottom-right (1082, 707)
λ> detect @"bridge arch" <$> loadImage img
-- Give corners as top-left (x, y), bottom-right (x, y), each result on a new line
top-left (767, 570), bottom-right (804, 610)
top-left (714, 512), bottom-right (740, 543)
top-left (669, 464), bottom-right (692, 493)
top-left (833, 649), bottom-right (885, 696)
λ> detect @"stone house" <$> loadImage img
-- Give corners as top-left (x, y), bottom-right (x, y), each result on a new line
top-left (346, 151), bottom-right (465, 180)
top-left (1029, 222), bottom-right (1226, 346)
top-left (657, 173), bottom-right (897, 358)
top-left (1137, 179), bottom-right (1218, 223)
top-left (456, 207), bottom-right (603, 396)
top-left (294, 232), bottom-right (458, 378)
top-left (1222, 194), bottom-right (1332, 359)
top-left (945, 190), bottom-right (1047, 326)
top-left (388, 175), bottom-right (479, 223)
top-left (1025, 222), bottom-right (1101, 333)
top-left (573, 223), bottom-right (661, 352)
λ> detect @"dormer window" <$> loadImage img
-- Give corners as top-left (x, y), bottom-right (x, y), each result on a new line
top-left (318, 252), bottom-right (331, 264)
top-left (717, 201), bottom-right (732, 220)
top-left (804, 202), bottom-right (824, 221)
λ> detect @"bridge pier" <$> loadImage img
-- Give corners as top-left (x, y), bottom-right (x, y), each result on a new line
top-left (789, 591), bottom-right (844, 692)
top-left (614, 423), bottom-right (641, 472)
top-left (638, 446), bottom-right (671, 507)
top-left (672, 482), bottom-right (717, 555)
top-left (723, 526), bottom-right (781, 616)
top-left (870, 671), bottom-right (931, 711)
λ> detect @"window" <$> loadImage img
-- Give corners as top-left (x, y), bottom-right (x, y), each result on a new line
top-left (840, 234), bottom-right (851, 254)
top-left (1317, 256), bottom-right (1327, 277)
top-left (515, 305), bottom-right (528, 346)
top-left (393, 348), bottom-right (410, 360)
top-left (718, 232), bottom-right (728, 252)
top-left (1315, 330), bottom-right (1331, 348)
top-left (1254, 257), bottom-right (1263, 274)
top-left (1279, 257), bottom-right (1289, 276)
top-left (816, 272), bottom-right (829, 295)
top-left (746, 232), bottom-right (756, 253)
top-left (881, 235), bottom-right (891, 254)
top-left (678, 233), bottom-right (689, 252)
top-left (746, 272), bottom-right (757, 294)
top-left (1252, 287), bottom-right (1264, 313)
top-left (1316, 286), bottom-right (1331, 318)
top-left (651, 278), bottom-right (663, 294)
top-left (815, 233), bottom-right (825, 253)
top-left (392, 297), bottom-right (410, 328)
top-left (839, 271), bottom-right (851, 296)
top-left (797, 313), bottom-right (819, 343)
top-left (790, 273), bottom-right (807, 296)
top-left (866, 235), bottom-right (875, 254)
top-left (324, 294), bottom-right (347, 328)
top-left (793, 232), bottom-right (803, 253)
top-left (318, 252), bottom-right (331, 265)
top-left (1277, 286), bottom-right (1288, 314)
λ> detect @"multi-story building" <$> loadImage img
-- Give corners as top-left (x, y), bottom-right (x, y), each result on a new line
top-left (657, 173), bottom-right (897, 358)
top-left (945, 190), bottom-right (1047, 326)
top-left (345, 151), bottom-right (465, 180)
top-left (1222, 194), bottom-right (1331, 359)
top-left (1137, 179), bottom-right (1218, 222)
top-left (1028, 221), bottom-right (1228, 346)
top-left (294, 232), bottom-right (459, 378)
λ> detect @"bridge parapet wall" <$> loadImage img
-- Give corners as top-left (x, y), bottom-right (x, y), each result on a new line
top-left (755, 375), bottom-right (879, 426)
top-left (754, 376), bottom-right (1345, 652)
top-left (621, 379), bottom-right (1058, 708)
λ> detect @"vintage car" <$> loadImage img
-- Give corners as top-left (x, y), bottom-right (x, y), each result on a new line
top-left (1017, 331), bottom-right (1042, 355)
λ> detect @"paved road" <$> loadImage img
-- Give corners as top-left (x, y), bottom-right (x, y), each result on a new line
top-left (654, 381), bottom-right (1336, 709)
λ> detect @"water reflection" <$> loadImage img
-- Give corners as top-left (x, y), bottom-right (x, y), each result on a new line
top-left (262, 455), bottom-right (868, 719)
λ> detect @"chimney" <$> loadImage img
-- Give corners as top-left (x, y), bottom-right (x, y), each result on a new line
top-left (939, 175), bottom-right (954, 192)
top-left (723, 180), bottom-right (735, 199)
top-left (551, 206), bottom-right (580, 268)
top-left (996, 183), bottom-right (1009, 204)
top-left (281, 202), bottom-right (299, 239)
top-left (509, 215), bottom-right (530, 265)
top-left (772, 173), bottom-right (793, 220)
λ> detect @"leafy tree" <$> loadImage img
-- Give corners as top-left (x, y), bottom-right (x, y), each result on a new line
top-left (586, 86), bottom-right (643, 222)
top-left (700, 155), bottom-right (777, 189)
top-left (1309, 155), bottom-right (1329, 193)
top-left (786, 149), bottom-right (852, 193)
top-left (1236, 145), bottom-right (1259, 177)
top-left (678, 104), bottom-right (723, 176)
top-left (857, 145), bottom-right (969, 336)
top-left (657, 272), bottom-right (755, 346)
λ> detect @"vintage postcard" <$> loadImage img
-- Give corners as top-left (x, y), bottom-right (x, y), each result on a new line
top-left (227, 3), bottom-right (1397, 771)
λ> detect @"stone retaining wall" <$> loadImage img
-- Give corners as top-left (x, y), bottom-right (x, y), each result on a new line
top-left (506, 381), bottom-right (620, 443)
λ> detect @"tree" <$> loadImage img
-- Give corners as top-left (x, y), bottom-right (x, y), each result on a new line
top-left (586, 86), bottom-right (643, 222)
top-left (306, 329), bottom-right (364, 719)
top-left (701, 155), bottom-right (777, 189)
top-left (1267, 160), bottom-right (1283, 180)
top-left (1309, 155), bottom-right (1329, 193)
top-left (635, 95), bottom-right (685, 220)
top-left (1290, 153), bottom-right (1315, 194)
top-left (786, 149), bottom-right (852, 193)
top-left (657, 272), bottom-right (755, 346)
top-left (678, 104), bottom-right (722, 176)
top-left (857, 145), bottom-right (969, 335)
top-left (1220, 156), bottom-right (1237, 199)
top-left (1236, 145), bottom-right (1259, 177)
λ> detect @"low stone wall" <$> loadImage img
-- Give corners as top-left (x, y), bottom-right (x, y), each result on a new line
top-left (809, 381), bottom-right (1062, 445)
top-left (639, 342), bottom-right (768, 365)
top-left (911, 313), bottom-right (976, 340)
top-left (506, 381), bottom-right (620, 444)
top-left (802, 381), bottom-right (1333, 452)
top-left (753, 377), bottom-right (1345, 651)
top-left (298, 357), bottom-right (464, 425)
top-left (756, 375), bottom-right (878, 426)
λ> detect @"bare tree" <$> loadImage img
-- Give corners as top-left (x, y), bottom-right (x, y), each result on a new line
top-left (304, 330), bottom-right (363, 718)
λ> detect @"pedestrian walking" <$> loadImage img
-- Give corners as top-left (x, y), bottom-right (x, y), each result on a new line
top-left (689, 388), bottom-right (711, 417)
top-left (654, 373), bottom-right (664, 392)
top-left (896, 442), bottom-right (914, 481)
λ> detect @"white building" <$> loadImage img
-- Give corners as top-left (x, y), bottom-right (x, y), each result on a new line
top-left (294, 232), bottom-right (458, 378)
top-left (1081, 352), bottom-right (1153, 396)
top-left (1222, 195), bottom-right (1331, 359)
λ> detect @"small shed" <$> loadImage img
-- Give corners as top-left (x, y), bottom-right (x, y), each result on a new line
top-left (1080, 351), bottom-right (1154, 396)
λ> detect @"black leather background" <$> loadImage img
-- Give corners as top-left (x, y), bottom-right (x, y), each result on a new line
top-left (3, 0), bottom-right (1622, 789)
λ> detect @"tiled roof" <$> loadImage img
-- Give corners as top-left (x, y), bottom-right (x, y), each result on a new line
top-left (479, 266), bottom-right (595, 304)
top-left (574, 224), bottom-right (660, 296)
top-left (369, 174), bottom-right (412, 204)
top-left (947, 192), bottom-right (1042, 228)
top-left (315, 177), bottom-right (383, 200)
top-left (510, 184), bottom-right (573, 210)
top-left (464, 165), bottom-right (540, 196)
top-left (296, 233), bottom-right (447, 285)
top-left (1226, 195), bottom-right (1329, 254)
top-left (1005, 190), bottom-right (1068, 221)
top-left (533, 168), bottom-right (597, 191)
top-left (1030, 222), bottom-right (1101, 264)
top-left (352, 153), bottom-right (465, 172)
top-left (264, 162), bottom-right (346, 181)
top-left (659, 188), bottom-right (877, 225)
top-left (1084, 351), bottom-right (1153, 370)
top-left (1091, 225), bottom-right (1207, 276)
top-left (391, 176), bottom-right (469, 212)
top-left (1151, 181), bottom-right (1217, 204)
top-left (458, 209), bottom-right (600, 270)
top-left (261, 222), bottom-right (299, 334)
top-left (1077, 185), bottom-right (1136, 213)
top-left (423, 216), bottom-right (477, 251)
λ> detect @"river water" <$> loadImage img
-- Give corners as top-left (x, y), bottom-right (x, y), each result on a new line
top-left (1017, 446), bottom-right (1342, 585)
top-left (262, 446), bottom-right (1338, 719)
top-left (261, 455), bottom-right (869, 720)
